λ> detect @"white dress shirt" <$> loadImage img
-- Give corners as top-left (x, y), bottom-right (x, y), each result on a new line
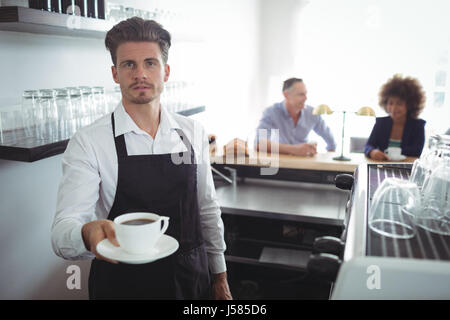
top-left (51, 103), bottom-right (227, 274)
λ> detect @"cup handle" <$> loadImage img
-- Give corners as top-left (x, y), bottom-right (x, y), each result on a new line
top-left (159, 216), bottom-right (169, 235)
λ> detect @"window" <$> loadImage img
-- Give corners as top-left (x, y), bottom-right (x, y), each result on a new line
top-left (292, 0), bottom-right (450, 149)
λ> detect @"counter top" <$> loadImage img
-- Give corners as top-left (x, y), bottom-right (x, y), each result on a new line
top-left (211, 149), bottom-right (417, 173)
top-left (215, 178), bottom-right (348, 226)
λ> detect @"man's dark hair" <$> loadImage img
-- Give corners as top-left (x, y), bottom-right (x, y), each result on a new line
top-left (282, 78), bottom-right (303, 92)
top-left (105, 17), bottom-right (171, 66)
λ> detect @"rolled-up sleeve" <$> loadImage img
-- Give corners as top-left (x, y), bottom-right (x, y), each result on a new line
top-left (196, 125), bottom-right (227, 274)
top-left (51, 133), bottom-right (100, 261)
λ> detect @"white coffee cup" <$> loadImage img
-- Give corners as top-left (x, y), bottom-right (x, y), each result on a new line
top-left (114, 212), bottom-right (169, 254)
top-left (385, 147), bottom-right (402, 159)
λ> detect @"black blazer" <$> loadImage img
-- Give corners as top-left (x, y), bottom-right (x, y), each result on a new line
top-left (364, 116), bottom-right (426, 157)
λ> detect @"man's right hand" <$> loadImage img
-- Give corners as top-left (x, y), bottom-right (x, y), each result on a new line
top-left (82, 219), bottom-right (120, 264)
top-left (369, 149), bottom-right (389, 161)
top-left (289, 143), bottom-right (317, 157)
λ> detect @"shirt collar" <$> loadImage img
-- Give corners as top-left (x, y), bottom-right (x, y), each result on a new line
top-left (113, 102), bottom-right (181, 137)
top-left (280, 101), bottom-right (290, 119)
top-left (281, 100), bottom-right (306, 120)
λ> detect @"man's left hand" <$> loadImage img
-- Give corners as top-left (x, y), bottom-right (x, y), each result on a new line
top-left (213, 272), bottom-right (233, 300)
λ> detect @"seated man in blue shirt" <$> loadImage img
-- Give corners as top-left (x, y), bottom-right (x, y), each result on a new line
top-left (255, 78), bottom-right (336, 156)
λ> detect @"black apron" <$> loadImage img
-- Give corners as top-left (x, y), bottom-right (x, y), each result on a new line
top-left (88, 113), bottom-right (211, 299)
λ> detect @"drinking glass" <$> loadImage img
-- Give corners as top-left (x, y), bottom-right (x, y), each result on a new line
top-left (55, 88), bottom-right (75, 140)
top-left (178, 81), bottom-right (188, 112)
top-left (0, 107), bottom-right (21, 145)
top-left (124, 7), bottom-right (135, 19)
top-left (171, 81), bottom-right (181, 112)
top-left (106, 4), bottom-right (126, 23)
top-left (369, 177), bottom-right (420, 239)
top-left (92, 86), bottom-right (108, 119)
top-left (134, 9), bottom-right (145, 19)
top-left (106, 86), bottom-right (121, 112)
top-left (36, 89), bottom-right (58, 141)
top-left (411, 135), bottom-right (442, 189)
top-left (409, 159), bottom-right (428, 189)
top-left (21, 90), bottom-right (39, 137)
top-left (421, 136), bottom-right (450, 192)
top-left (145, 10), bottom-right (157, 20)
top-left (79, 86), bottom-right (94, 124)
top-left (66, 87), bottom-right (83, 130)
top-left (162, 82), bottom-right (174, 112)
top-left (417, 161), bottom-right (450, 235)
top-left (153, 8), bottom-right (161, 21)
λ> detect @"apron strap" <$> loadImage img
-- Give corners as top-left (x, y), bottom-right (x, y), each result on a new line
top-left (174, 128), bottom-right (195, 162)
top-left (111, 113), bottom-right (128, 158)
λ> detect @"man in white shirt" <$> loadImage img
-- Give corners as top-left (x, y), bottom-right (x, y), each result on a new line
top-left (51, 17), bottom-right (232, 300)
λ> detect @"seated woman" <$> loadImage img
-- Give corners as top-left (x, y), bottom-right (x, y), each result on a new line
top-left (365, 74), bottom-right (426, 160)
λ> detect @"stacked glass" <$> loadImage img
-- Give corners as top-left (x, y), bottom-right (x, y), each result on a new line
top-left (92, 86), bottom-right (108, 121)
top-left (369, 134), bottom-right (450, 238)
top-left (55, 88), bottom-right (74, 140)
top-left (35, 89), bottom-right (58, 141)
top-left (14, 86), bottom-right (112, 143)
top-left (21, 90), bottom-right (40, 138)
top-left (406, 135), bottom-right (450, 235)
top-left (105, 3), bottom-right (171, 26)
top-left (162, 81), bottom-right (193, 113)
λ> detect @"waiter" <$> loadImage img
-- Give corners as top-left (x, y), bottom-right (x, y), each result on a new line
top-left (51, 17), bottom-right (232, 300)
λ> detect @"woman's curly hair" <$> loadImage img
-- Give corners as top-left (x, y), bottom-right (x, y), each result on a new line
top-left (379, 74), bottom-right (426, 119)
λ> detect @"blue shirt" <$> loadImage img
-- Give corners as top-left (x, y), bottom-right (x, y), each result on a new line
top-left (256, 101), bottom-right (336, 151)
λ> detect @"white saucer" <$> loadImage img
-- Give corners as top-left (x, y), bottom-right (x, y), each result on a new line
top-left (96, 235), bottom-right (179, 264)
top-left (388, 155), bottom-right (406, 161)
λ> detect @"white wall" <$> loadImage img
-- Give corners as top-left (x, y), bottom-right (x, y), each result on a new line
top-left (103, 0), bottom-right (262, 146)
top-left (292, 0), bottom-right (450, 151)
top-left (0, 156), bottom-right (91, 299)
top-left (0, 23), bottom-right (113, 301)
top-left (0, 31), bottom-right (113, 106)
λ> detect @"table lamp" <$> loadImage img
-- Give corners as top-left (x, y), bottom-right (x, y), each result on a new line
top-left (313, 105), bottom-right (376, 161)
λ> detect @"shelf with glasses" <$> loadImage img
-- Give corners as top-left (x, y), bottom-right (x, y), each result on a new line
top-left (0, 6), bottom-right (204, 42)
top-left (0, 6), bottom-right (112, 39)
top-left (0, 105), bottom-right (206, 162)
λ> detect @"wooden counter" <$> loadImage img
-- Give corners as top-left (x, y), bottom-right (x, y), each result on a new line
top-left (211, 150), bottom-right (416, 173)
top-left (210, 147), bottom-right (417, 184)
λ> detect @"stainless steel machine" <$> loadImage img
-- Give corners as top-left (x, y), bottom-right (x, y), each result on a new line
top-left (332, 163), bottom-right (450, 299)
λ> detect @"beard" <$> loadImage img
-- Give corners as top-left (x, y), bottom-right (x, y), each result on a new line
top-left (124, 82), bottom-right (162, 104)
top-left (130, 93), bottom-right (155, 104)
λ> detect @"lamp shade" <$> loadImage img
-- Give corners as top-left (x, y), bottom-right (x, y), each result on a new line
top-left (313, 104), bottom-right (334, 115)
top-left (356, 106), bottom-right (376, 117)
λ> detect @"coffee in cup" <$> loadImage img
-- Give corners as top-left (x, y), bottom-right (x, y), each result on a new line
top-left (114, 212), bottom-right (169, 254)
top-left (120, 218), bottom-right (156, 226)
